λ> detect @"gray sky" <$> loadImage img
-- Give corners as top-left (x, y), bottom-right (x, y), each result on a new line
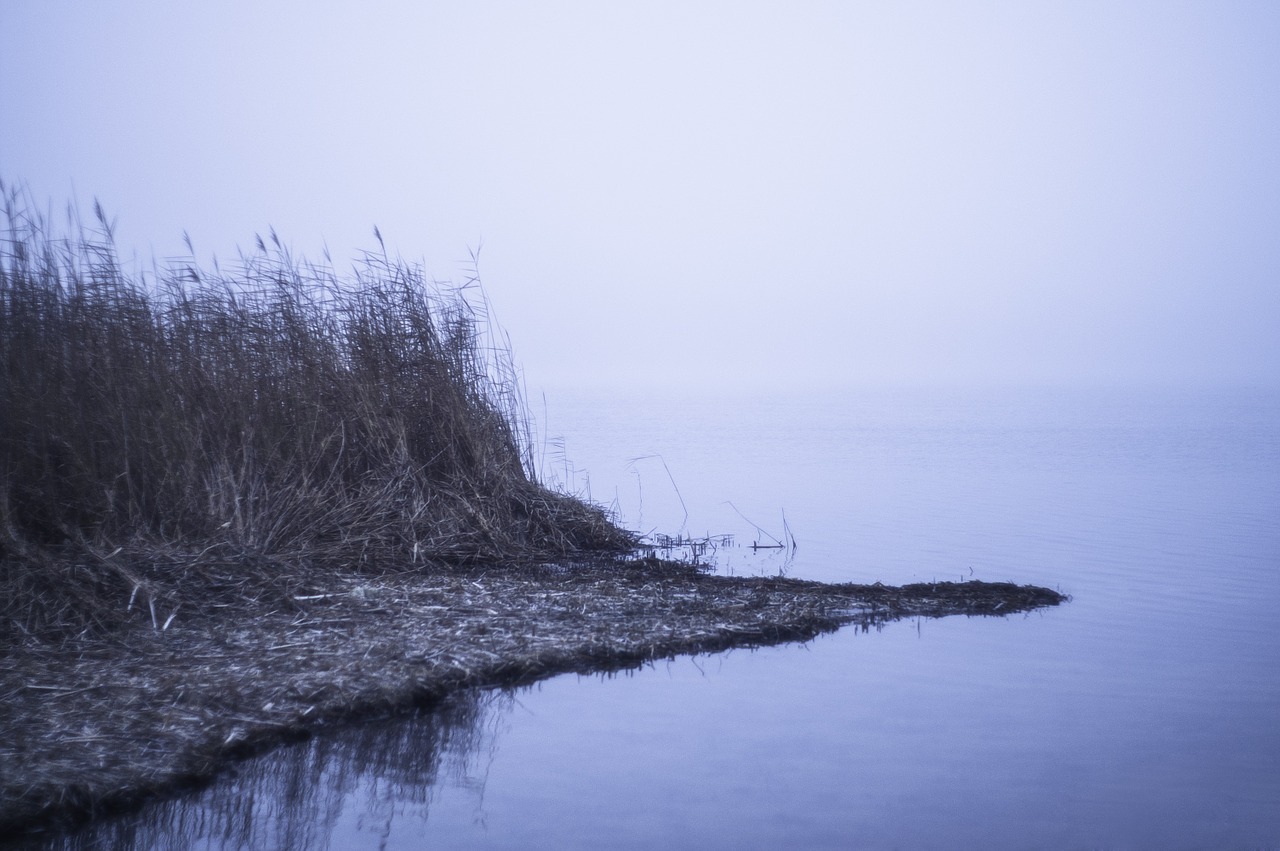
top-left (3, 1), bottom-right (1278, 391)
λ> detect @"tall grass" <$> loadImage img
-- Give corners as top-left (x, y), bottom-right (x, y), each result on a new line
top-left (0, 182), bottom-right (633, 636)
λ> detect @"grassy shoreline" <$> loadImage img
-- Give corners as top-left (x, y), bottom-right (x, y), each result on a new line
top-left (0, 182), bottom-right (647, 839)
top-left (1, 558), bottom-right (1065, 840)
top-left (0, 187), bottom-right (1066, 841)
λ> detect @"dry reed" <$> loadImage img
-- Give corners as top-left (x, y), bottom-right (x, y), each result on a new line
top-left (0, 181), bottom-right (634, 641)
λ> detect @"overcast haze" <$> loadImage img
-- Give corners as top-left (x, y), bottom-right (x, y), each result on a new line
top-left (3, 1), bottom-right (1278, 391)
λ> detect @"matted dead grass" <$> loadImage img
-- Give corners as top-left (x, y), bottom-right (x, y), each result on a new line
top-left (0, 558), bottom-right (1065, 840)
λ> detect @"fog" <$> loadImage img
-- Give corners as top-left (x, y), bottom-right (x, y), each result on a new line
top-left (4, 1), bottom-right (1278, 392)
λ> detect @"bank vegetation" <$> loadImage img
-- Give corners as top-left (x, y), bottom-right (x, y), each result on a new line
top-left (0, 183), bottom-right (1065, 840)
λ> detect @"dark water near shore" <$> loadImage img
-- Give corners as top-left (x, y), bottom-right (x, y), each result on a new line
top-left (59, 385), bottom-right (1280, 849)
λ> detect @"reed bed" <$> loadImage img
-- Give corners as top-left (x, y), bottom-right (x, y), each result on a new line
top-left (0, 183), bottom-right (1067, 841)
top-left (0, 182), bottom-right (633, 641)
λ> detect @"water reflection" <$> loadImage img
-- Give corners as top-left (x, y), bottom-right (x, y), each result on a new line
top-left (51, 689), bottom-right (508, 850)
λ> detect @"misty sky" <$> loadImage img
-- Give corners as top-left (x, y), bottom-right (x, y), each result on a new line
top-left (3, 1), bottom-right (1278, 391)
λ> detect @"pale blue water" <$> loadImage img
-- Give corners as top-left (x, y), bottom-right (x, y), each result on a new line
top-left (53, 385), bottom-right (1280, 849)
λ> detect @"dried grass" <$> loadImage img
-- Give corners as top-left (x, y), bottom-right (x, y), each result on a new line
top-left (0, 560), bottom-right (1065, 839)
top-left (0, 181), bottom-right (633, 642)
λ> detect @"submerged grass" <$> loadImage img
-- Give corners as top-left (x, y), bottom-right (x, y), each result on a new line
top-left (0, 181), bottom-right (633, 641)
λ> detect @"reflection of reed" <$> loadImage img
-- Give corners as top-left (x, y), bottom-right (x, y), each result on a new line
top-left (51, 689), bottom-right (507, 850)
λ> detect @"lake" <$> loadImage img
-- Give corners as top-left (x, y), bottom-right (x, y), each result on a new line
top-left (50, 384), bottom-right (1280, 849)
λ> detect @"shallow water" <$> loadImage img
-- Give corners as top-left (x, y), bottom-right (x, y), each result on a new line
top-left (54, 385), bottom-right (1280, 849)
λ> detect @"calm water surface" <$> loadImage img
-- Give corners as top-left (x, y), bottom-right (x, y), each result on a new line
top-left (58, 385), bottom-right (1280, 849)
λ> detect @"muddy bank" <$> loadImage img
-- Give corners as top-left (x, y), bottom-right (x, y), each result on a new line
top-left (0, 560), bottom-right (1065, 840)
